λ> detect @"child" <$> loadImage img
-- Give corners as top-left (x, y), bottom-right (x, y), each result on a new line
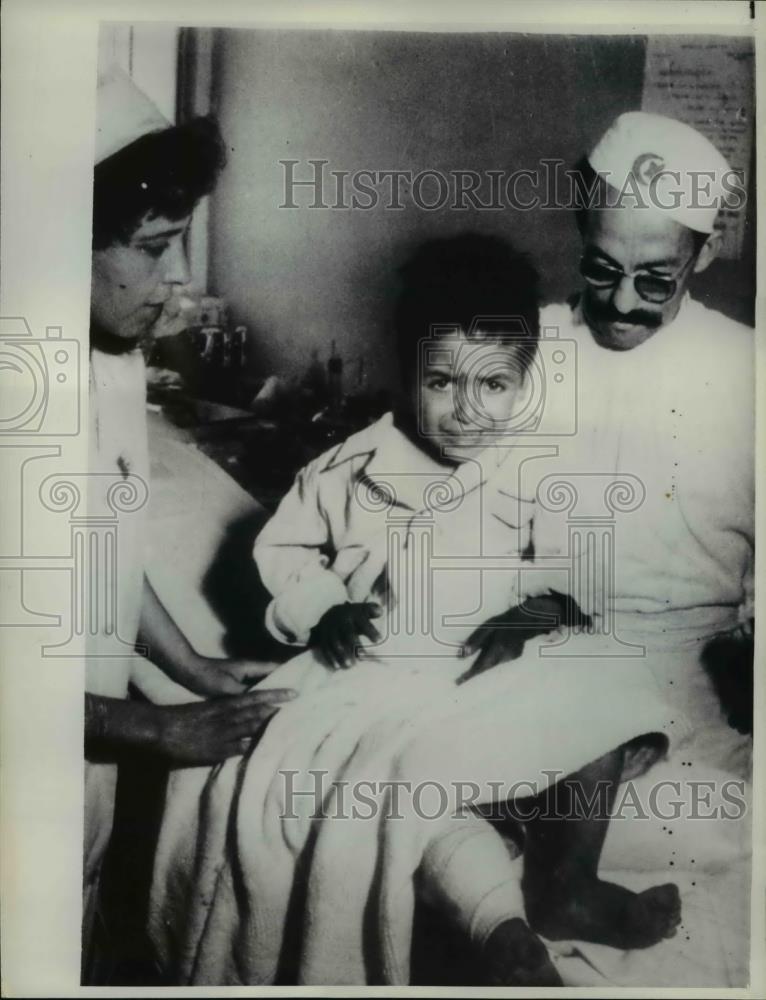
top-left (252, 234), bottom-right (679, 983)
top-left (255, 233), bottom-right (546, 664)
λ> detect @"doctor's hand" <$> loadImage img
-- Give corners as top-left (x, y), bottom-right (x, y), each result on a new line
top-left (460, 592), bottom-right (592, 681)
top-left (310, 602), bottom-right (382, 669)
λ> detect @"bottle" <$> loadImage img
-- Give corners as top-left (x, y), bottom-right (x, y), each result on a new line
top-left (304, 347), bottom-right (326, 395)
top-left (327, 340), bottom-right (343, 415)
top-left (356, 356), bottom-right (367, 392)
top-left (235, 326), bottom-right (247, 368)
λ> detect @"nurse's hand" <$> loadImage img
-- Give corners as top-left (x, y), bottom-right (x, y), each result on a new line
top-left (154, 689), bottom-right (296, 765)
top-left (86, 689), bottom-right (297, 768)
top-left (310, 602), bottom-right (382, 669)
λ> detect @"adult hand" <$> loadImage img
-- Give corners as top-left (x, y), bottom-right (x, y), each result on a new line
top-left (460, 592), bottom-right (591, 681)
top-left (154, 688), bottom-right (296, 765)
top-left (310, 602), bottom-right (382, 669)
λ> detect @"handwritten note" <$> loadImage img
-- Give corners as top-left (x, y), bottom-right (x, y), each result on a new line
top-left (642, 36), bottom-right (754, 259)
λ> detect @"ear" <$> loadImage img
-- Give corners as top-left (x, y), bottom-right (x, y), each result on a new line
top-left (692, 231), bottom-right (721, 274)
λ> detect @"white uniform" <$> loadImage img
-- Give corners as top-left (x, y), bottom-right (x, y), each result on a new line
top-left (536, 295), bottom-right (753, 756)
top-left (474, 293), bottom-right (754, 987)
top-left (84, 347), bottom-right (149, 949)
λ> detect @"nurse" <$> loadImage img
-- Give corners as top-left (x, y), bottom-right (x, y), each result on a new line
top-left (83, 67), bottom-right (294, 977)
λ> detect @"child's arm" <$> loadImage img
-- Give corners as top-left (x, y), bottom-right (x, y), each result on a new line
top-left (137, 576), bottom-right (273, 695)
top-left (254, 460), bottom-right (352, 647)
top-left (459, 591), bottom-right (592, 682)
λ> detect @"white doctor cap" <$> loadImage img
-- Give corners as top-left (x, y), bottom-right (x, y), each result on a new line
top-left (588, 111), bottom-right (734, 234)
top-left (95, 65), bottom-right (171, 164)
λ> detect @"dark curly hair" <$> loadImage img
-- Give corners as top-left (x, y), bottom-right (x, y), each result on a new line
top-left (92, 115), bottom-right (226, 249)
top-left (394, 232), bottom-right (541, 382)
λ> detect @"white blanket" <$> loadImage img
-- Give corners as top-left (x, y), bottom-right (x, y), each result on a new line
top-left (146, 633), bottom-right (683, 985)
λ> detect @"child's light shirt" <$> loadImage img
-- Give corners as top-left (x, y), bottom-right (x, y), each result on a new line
top-left (254, 412), bottom-right (546, 649)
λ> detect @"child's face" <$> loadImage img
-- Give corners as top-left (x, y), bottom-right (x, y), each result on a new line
top-left (413, 332), bottom-right (527, 465)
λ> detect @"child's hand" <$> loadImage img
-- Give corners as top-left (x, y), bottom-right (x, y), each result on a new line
top-left (310, 602), bottom-right (382, 669)
top-left (460, 592), bottom-right (591, 681)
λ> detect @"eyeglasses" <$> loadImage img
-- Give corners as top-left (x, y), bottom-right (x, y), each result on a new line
top-left (579, 252), bottom-right (695, 305)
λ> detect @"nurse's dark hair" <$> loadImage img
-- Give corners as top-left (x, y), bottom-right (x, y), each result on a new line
top-left (92, 116), bottom-right (225, 250)
top-left (572, 156), bottom-right (708, 252)
top-left (394, 232), bottom-right (540, 381)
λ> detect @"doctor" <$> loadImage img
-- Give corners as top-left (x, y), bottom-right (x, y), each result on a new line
top-left (471, 110), bottom-right (753, 744)
top-left (465, 112), bottom-right (753, 949)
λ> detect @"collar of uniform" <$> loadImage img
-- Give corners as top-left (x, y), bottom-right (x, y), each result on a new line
top-left (321, 412), bottom-right (398, 471)
top-left (443, 437), bottom-right (525, 495)
top-left (322, 411), bottom-right (522, 512)
top-left (322, 412), bottom-right (448, 511)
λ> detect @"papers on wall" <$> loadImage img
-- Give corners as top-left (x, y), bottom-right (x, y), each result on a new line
top-left (642, 36), bottom-right (754, 259)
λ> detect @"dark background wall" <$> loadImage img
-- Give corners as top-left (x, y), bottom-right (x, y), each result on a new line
top-left (207, 29), bottom-right (755, 392)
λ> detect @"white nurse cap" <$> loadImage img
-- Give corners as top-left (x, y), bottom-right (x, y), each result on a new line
top-left (588, 111), bottom-right (733, 234)
top-left (95, 65), bottom-right (171, 164)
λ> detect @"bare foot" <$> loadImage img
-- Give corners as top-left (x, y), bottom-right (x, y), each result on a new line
top-left (482, 917), bottom-right (563, 986)
top-left (524, 875), bottom-right (681, 950)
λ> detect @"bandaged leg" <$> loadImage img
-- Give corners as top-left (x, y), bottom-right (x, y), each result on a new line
top-left (419, 811), bottom-right (524, 945)
top-left (417, 810), bottom-right (561, 985)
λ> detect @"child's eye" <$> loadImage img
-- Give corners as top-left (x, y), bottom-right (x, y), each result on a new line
top-left (427, 376), bottom-right (450, 391)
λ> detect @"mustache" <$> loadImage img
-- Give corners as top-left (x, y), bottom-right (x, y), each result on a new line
top-left (587, 300), bottom-right (663, 330)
